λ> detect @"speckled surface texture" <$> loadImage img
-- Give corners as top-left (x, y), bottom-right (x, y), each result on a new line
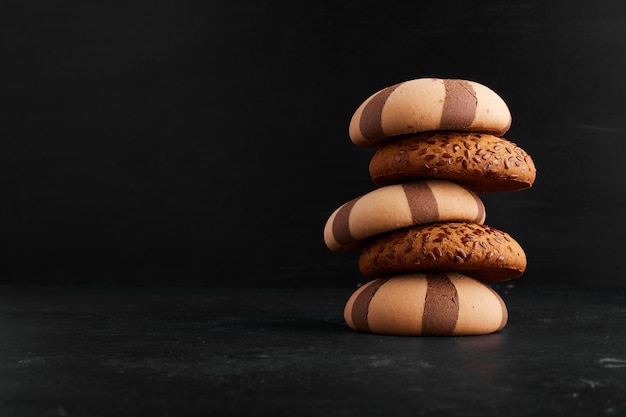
top-left (0, 284), bottom-right (624, 416)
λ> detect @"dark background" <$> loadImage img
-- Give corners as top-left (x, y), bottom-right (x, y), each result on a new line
top-left (2, 0), bottom-right (625, 288)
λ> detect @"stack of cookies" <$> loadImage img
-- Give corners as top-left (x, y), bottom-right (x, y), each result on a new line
top-left (324, 78), bottom-right (536, 336)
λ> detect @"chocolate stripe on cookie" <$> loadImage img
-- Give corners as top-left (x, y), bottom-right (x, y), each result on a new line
top-left (352, 278), bottom-right (389, 332)
top-left (402, 182), bottom-right (439, 224)
top-left (422, 274), bottom-right (459, 335)
top-left (441, 80), bottom-right (477, 130)
top-left (331, 197), bottom-right (361, 246)
top-left (359, 83), bottom-right (402, 142)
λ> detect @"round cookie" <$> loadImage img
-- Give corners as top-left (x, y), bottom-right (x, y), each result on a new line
top-left (359, 222), bottom-right (526, 282)
top-left (344, 273), bottom-right (508, 336)
top-left (323, 180), bottom-right (486, 252)
top-left (349, 78), bottom-right (512, 147)
top-left (368, 131), bottom-right (536, 192)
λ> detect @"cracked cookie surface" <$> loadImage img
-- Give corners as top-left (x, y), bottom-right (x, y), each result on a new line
top-left (359, 222), bottom-right (526, 282)
top-left (369, 131), bottom-right (536, 192)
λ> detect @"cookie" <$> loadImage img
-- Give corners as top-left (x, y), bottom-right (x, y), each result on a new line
top-left (358, 222), bottom-right (526, 282)
top-left (368, 131), bottom-right (536, 192)
top-left (344, 273), bottom-right (508, 336)
top-left (349, 78), bottom-right (512, 147)
top-left (323, 180), bottom-right (486, 252)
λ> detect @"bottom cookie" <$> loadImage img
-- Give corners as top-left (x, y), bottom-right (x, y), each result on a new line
top-left (344, 272), bottom-right (508, 336)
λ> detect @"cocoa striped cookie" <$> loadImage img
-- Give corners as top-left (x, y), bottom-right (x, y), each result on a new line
top-left (344, 273), bottom-right (508, 336)
top-left (323, 180), bottom-right (486, 252)
top-left (358, 222), bottom-right (526, 282)
top-left (349, 78), bottom-right (512, 147)
top-left (369, 131), bottom-right (537, 192)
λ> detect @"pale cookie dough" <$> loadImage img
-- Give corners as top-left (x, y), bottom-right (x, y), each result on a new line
top-left (359, 222), bottom-right (526, 282)
top-left (344, 272), bottom-right (508, 336)
top-left (349, 78), bottom-right (511, 147)
top-left (323, 179), bottom-right (486, 252)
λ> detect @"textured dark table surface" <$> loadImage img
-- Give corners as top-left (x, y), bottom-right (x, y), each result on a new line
top-left (0, 284), bottom-right (624, 416)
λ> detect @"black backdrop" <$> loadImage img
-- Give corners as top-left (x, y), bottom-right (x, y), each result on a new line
top-left (2, 0), bottom-right (626, 288)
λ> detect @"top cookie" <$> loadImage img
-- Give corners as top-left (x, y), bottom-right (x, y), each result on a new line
top-left (348, 78), bottom-right (512, 147)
